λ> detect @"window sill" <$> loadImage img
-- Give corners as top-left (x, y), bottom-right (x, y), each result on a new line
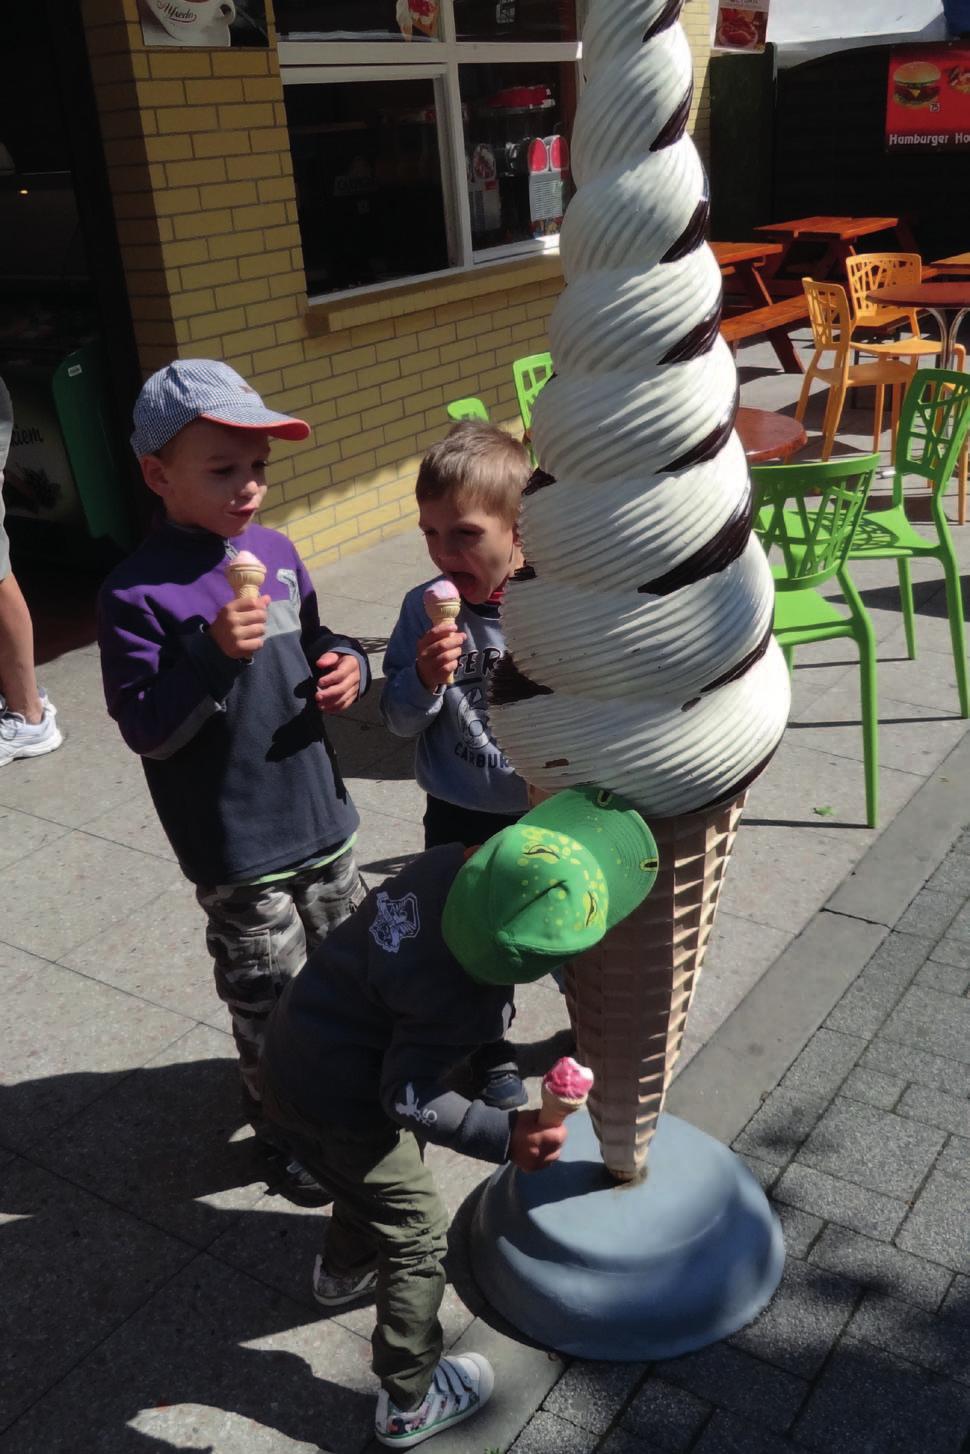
top-left (304, 251), bottom-right (563, 335)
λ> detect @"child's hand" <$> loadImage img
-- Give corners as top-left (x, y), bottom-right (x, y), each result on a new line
top-left (315, 651), bottom-right (361, 714)
top-left (415, 622), bottom-right (465, 691)
top-left (209, 595), bottom-right (269, 659)
top-left (508, 1108), bottom-right (567, 1172)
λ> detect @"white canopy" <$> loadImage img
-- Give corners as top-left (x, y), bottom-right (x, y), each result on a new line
top-left (763, 0), bottom-right (948, 68)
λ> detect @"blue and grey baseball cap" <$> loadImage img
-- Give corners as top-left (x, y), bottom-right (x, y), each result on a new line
top-left (131, 359), bottom-right (310, 456)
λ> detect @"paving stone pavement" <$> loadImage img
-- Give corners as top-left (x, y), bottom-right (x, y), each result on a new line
top-left (5, 337), bottom-right (970, 1450)
top-left (497, 824), bottom-right (970, 1454)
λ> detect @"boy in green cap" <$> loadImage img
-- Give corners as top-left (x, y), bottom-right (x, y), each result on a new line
top-left (259, 786), bottom-right (658, 1449)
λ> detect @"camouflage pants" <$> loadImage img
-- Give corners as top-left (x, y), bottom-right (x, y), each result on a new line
top-left (196, 848), bottom-right (366, 1100)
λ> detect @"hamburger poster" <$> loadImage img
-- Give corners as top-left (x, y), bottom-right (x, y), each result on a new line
top-left (886, 44), bottom-right (970, 151)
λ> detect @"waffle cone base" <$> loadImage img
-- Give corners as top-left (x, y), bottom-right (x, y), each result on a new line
top-left (565, 794), bottom-right (746, 1182)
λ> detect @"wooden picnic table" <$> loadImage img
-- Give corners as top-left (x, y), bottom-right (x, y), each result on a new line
top-left (735, 406), bottom-right (807, 464)
top-left (932, 252), bottom-right (970, 277)
top-left (712, 241), bottom-right (805, 374)
top-left (753, 216), bottom-right (907, 297)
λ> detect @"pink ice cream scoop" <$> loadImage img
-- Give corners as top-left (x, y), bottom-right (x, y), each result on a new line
top-left (539, 1056), bottom-right (595, 1126)
top-left (225, 550), bottom-right (267, 599)
top-left (423, 578), bottom-right (462, 684)
top-left (423, 578), bottom-right (462, 610)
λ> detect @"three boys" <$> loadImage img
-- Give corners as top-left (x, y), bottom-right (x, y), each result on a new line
top-left (98, 366), bottom-right (608, 1449)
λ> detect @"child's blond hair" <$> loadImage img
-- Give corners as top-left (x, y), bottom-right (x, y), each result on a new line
top-left (416, 421), bottom-right (530, 525)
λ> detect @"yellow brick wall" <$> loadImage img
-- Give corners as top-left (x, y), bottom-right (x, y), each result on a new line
top-left (82, 0), bottom-right (711, 569)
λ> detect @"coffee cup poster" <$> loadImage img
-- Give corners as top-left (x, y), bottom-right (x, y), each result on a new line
top-left (138, 0), bottom-right (268, 48)
top-left (886, 45), bottom-right (970, 151)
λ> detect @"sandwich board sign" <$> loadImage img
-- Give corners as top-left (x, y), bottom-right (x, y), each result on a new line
top-left (886, 43), bottom-right (970, 151)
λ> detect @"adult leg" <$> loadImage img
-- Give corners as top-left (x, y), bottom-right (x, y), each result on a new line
top-left (0, 572), bottom-right (42, 722)
top-left (0, 377), bottom-right (42, 722)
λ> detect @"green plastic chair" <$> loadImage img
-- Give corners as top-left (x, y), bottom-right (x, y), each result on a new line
top-left (753, 452), bottom-right (881, 827)
top-left (512, 352), bottom-right (554, 435)
top-left (446, 396), bottom-right (490, 423)
top-left (835, 367), bottom-right (970, 718)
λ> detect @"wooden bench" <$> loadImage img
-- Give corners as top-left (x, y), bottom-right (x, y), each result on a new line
top-left (720, 295), bottom-right (809, 373)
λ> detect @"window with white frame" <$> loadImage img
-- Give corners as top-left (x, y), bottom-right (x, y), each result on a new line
top-left (277, 1), bottom-right (583, 301)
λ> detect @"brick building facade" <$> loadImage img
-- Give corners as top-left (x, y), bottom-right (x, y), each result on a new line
top-left (81, 1), bottom-right (713, 569)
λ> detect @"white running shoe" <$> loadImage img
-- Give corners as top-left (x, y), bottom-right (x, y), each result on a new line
top-left (311, 1250), bottom-right (378, 1307)
top-left (0, 697), bottom-right (63, 766)
top-left (375, 1354), bottom-right (494, 1448)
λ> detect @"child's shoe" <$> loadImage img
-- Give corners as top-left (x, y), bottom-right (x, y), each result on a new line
top-left (312, 1250), bottom-right (378, 1307)
top-left (375, 1354), bottom-right (494, 1448)
top-left (260, 1144), bottom-right (332, 1208)
top-left (0, 696), bottom-right (62, 766)
top-left (481, 1065), bottom-right (528, 1111)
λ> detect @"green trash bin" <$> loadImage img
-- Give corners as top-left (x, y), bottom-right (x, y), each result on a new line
top-left (5, 339), bottom-right (136, 566)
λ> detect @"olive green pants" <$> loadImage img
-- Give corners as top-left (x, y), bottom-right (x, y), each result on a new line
top-left (260, 1073), bottom-right (449, 1409)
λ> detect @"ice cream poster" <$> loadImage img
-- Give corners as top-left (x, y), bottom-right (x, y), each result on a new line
top-left (713, 1), bottom-right (769, 55)
top-left (886, 44), bottom-right (970, 151)
top-left (138, 0), bottom-right (268, 48)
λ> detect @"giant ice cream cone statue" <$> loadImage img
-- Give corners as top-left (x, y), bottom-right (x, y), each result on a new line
top-left (490, 0), bottom-right (791, 1181)
top-left (566, 796), bottom-right (745, 1179)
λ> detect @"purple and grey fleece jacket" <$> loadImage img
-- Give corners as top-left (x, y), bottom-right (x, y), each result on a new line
top-left (98, 521), bottom-right (370, 886)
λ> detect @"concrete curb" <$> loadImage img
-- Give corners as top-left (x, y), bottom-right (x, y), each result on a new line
top-left (669, 727), bottom-right (970, 1148)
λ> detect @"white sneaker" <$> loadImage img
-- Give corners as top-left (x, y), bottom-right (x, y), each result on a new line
top-left (312, 1250), bottom-right (378, 1307)
top-left (375, 1354), bottom-right (494, 1448)
top-left (0, 697), bottom-right (63, 766)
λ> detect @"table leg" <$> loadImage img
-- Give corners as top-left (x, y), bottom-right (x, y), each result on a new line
top-left (895, 219), bottom-right (919, 252)
top-left (924, 307), bottom-right (967, 371)
top-left (736, 260), bottom-right (774, 307)
top-left (757, 239), bottom-right (791, 296)
top-left (946, 308), bottom-right (970, 371)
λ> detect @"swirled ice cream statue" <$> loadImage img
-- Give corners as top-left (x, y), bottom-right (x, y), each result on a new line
top-left (470, 0), bottom-right (789, 1360)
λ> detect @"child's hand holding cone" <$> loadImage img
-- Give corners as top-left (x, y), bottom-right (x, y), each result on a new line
top-left (211, 551), bottom-right (269, 660)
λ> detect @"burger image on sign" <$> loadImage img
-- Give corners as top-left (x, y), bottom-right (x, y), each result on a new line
top-left (892, 60), bottom-right (942, 107)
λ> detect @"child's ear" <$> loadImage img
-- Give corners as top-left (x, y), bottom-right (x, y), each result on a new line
top-left (140, 453), bottom-right (168, 500)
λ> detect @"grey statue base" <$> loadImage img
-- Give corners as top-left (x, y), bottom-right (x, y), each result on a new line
top-left (470, 1110), bottom-right (784, 1360)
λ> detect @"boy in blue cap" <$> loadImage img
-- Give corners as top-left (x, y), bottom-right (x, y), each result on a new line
top-left (99, 360), bottom-right (371, 1205)
top-left (260, 785), bottom-right (658, 1448)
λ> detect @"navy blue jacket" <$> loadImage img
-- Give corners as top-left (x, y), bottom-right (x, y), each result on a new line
top-left (98, 520), bottom-right (369, 885)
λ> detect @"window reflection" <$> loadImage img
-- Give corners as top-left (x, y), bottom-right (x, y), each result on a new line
top-left (460, 63), bottom-right (575, 249)
top-left (286, 80), bottom-right (449, 294)
top-left (275, 1), bottom-right (440, 40)
top-left (454, 0), bottom-right (576, 41)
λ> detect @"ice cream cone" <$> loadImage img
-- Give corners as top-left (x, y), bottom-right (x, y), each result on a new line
top-left (427, 597), bottom-right (462, 683)
top-left (565, 792), bottom-right (746, 1182)
top-left (226, 559), bottom-right (266, 600)
top-left (538, 1085), bottom-right (587, 1128)
top-left (538, 1055), bottom-right (594, 1127)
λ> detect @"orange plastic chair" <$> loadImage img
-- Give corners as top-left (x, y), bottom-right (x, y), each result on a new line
top-left (845, 253), bottom-right (926, 338)
top-left (796, 280), bottom-right (919, 461)
top-left (845, 254), bottom-right (968, 519)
